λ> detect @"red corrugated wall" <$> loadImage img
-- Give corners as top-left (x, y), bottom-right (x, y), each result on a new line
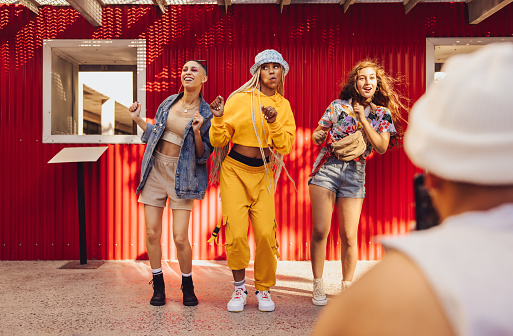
top-left (1, 3), bottom-right (512, 261)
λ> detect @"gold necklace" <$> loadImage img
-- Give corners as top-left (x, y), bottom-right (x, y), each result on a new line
top-left (181, 98), bottom-right (200, 113)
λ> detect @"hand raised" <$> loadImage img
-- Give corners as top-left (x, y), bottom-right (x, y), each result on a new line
top-left (261, 106), bottom-right (277, 124)
top-left (128, 102), bottom-right (141, 120)
top-left (209, 96), bottom-right (225, 117)
top-left (353, 101), bottom-right (365, 122)
top-left (192, 111), bottom-right (204, 133)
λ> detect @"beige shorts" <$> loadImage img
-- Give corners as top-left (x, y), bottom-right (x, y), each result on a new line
top-left (138, 151), bottom-right (194, 211)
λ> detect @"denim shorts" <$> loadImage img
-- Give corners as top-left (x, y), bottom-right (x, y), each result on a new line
top-left (308, 148), bottom-right (366, 198)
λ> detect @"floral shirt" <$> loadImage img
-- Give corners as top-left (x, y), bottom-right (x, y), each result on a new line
top-left (318, 99), bottom-right (396, 158)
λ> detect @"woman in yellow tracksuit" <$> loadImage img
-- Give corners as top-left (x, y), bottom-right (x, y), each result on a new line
top-left (208, 49), bottom-right (296, 312)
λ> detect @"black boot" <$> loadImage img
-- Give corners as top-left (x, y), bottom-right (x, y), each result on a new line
top-left (149, 273), bottom-right (166, 306)
top-left (181, 276), bottom-right (198, 306)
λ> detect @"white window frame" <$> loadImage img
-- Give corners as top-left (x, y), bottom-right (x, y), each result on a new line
top-left (425, 37), bottom-right (513, 89)
top-left (42, 39), bottom-right (146, 144)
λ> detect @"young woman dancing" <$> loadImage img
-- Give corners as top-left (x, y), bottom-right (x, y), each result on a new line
top-left (129, 60), bottom-right (212, 306)
top-left (308, 60), bottom-right (407, 305)
top-left (208, 49), bottom-right (296, 312)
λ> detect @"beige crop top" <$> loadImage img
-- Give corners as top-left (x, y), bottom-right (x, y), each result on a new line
top-left (161, 108), bottom-right (192, 146)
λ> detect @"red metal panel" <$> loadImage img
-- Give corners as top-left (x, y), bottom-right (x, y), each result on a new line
top-left (1, 3), bottom-right (513, 261)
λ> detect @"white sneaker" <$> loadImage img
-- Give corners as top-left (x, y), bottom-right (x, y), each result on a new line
top-left (227, 288), bottom-right (247, 312)
top-left (341, 280), bottom-right (351, 292)
top-left (256, 290), bottom-right (275, 312)
top-left (312, 279), bottom-right (328, 306)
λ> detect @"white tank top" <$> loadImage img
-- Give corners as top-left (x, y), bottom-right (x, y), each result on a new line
top-left (381, 203), bottom-right (513, 336)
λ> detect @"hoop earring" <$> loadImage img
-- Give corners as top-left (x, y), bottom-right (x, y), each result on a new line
top-left (177, 83), bottom-right (183, 95)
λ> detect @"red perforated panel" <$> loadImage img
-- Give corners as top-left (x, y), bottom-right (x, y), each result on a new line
top-left (1, 3), bottom-right (512, 260)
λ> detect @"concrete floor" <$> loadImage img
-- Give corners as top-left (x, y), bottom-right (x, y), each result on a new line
top-left (0, 260), bottom-right (377, 336)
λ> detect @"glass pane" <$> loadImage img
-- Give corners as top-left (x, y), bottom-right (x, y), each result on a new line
top-left (79, 72), bottom-right (134, 135)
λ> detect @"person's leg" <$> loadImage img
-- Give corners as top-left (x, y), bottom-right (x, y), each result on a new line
top-left (309, 184), bottom-right (336, 305)
top-left (232, 269), bottom-right (245, 282)
top-left (171, 208), bottom-right (199, 306)
top-left (249, 182), bottom-right (278, 312)
top-left (144, 204), bottom-right (166, 306)
top-left (250, 186), bottom-right (277, 291)
top-left (336, 197), bottom-right (364, 284)
top-left (309, 185), bottom-right (337, 279)
top-left (145, 204), bottom-right (165, 269)
top-left (220, 156), bottom-right (252, 312)
top-left (172, 209), bottom-right (193, 274)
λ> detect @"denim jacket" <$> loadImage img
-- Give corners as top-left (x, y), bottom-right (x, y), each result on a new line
top-left (136, 93), bottom-right (213, 199)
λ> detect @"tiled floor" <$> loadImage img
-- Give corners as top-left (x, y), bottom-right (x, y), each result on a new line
top-left (0, 260), bottom-right (377, 336)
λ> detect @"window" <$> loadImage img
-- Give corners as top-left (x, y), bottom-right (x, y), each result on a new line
top-left (42, 39), bottom-right (146, 144)
top-left (426, 37), bottom-right (513, 88)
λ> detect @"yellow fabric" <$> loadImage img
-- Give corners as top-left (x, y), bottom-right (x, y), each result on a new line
top-left (217, 155), bottom-right (280, 291)
top-left (209, 88), bottom-right (296, 154)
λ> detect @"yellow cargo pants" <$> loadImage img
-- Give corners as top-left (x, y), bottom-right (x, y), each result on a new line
top-left (209, 155), bottom-right (280, 291)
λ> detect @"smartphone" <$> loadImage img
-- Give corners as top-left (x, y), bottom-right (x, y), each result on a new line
top-left (414, 174), bottom-right (440, 230)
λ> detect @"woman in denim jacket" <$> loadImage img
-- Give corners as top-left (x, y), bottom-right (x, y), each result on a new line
top-left (128, 60), bottom-right (213, 307)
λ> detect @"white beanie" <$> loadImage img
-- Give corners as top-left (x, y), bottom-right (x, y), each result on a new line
top-left (404, 43), bottom-right (513, 185)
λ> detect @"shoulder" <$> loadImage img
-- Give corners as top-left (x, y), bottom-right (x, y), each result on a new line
top-left (164, 94), bottom-right (179, 104)
top-left (229, 91), bottom-right (250, 103)
top-left (155, 94), bottom-right (178, 117)
top-left (312, 251), bottom-right (454, 336)
top-left (225, 91), bottom-right (249, 110)
top-left (279, 95), bottom-right (292, 110)
top-left (375, 105), bottom-right (392, 116)
top-left (199, 97), bottom-right (212, 118)
top-left (328, 99), bottom-right (351, 112)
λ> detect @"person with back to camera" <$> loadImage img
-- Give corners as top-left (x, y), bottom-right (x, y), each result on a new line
top-left (128, 60), bottom-right (213, 307)
top-left (308, 60), bottom-right (407, 305)
top-left (313, 43), bottom-right (513, 335)
top-left (207, 49), bottom-right (296, 312)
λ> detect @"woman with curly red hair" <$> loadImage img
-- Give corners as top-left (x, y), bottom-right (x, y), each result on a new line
top-left (308, 60), bottom-right (407, 305)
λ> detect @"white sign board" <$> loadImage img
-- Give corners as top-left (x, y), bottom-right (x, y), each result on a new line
top-left (48, 147), bottom-right (108, 163)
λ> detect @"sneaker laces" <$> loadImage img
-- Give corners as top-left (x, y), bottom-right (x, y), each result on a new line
top-left (232, 288), bottom-right (245, 300)
top-left (313, 280), bottom-right (325, 298)
top-left (259, 290), bottom-right (271, 300)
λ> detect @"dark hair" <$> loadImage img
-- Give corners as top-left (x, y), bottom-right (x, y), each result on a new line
top-left (339, 59), bottom-right (408, 149)
top-left (184, 60), bottom-right (207, 75)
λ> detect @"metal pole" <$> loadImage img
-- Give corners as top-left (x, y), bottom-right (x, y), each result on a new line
top-left (77, 162), bottom-right (87, 265)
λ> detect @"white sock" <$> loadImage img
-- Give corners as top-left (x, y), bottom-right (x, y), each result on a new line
top-left (151, 267), bottom-right (163, 276)
top-left (234, 279), bottom-right (246, 291)
top-left (182, 272), bottom-right (192, 277)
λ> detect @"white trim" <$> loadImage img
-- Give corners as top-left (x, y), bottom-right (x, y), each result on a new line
top-left (44, 134), bottom-right (143, 144)
top-left (425, 37), bottom-right (513, 90)
top-left (42, 39), bottom-right (146, 144)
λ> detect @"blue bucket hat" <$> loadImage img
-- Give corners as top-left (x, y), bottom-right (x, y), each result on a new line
top-left (250, 49), bottom-right (289, 76)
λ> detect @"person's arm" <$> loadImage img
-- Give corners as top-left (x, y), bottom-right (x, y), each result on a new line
top-left (191, 111), bottom-right (205, 159)
top-left (193, 109), bottom-right (213, 164)
top-left (312, 250), bottom-right (454, 336)
top-left (128, 102), bottom-right (147, 131)
top-left (312, 125), bottom-right (330, 145)
top-left (128, 101), bottom-right (154, 143)
top-left (354, 102), bottom-right (390, 154)
top-left (208, 96), bottom-right (234, 148)
top-left (310, 101), bottom-right (337, 146)
top-left (263, 104), bottom-right (296, 155)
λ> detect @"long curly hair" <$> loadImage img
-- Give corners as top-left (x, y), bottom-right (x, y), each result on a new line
top-left (339, 60), bottom-right (408, 148)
